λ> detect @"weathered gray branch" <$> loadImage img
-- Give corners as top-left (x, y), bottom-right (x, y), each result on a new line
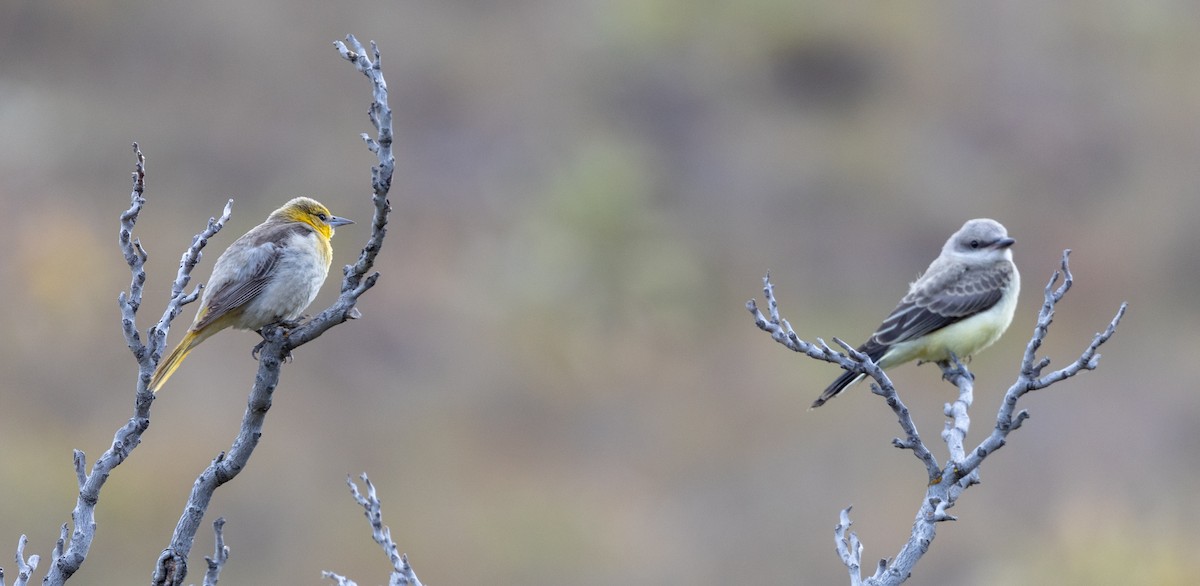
top-left (749, 251), bottom-right (1126, 585)
top-left (323, 474), bottom-right (422, 586)
top-left (152, 35), bottom-right (395, 585)
top-left (834, 507), bottom-right (865, 586)
top-left (1, 144), bottom-right (231, 586)
top-left (4, 35), bottom-right (394, 585)
top-left (200, 519), bottom-right (228, 586)
top-left (955, 251), bottom-right (1128, 478)
top-left (748, 278), bottom-right (941, 480)
top-left (2, 535), bottom-right (39, 586)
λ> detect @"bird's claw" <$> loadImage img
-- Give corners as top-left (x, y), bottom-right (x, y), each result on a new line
top-left (251, 339), bottom-right (266, 360)
top-left (251, 321), bottom-right (299, 362)
top-left (251, 339), bottom-right (295, 362)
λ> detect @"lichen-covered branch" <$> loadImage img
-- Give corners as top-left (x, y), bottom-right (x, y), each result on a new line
top-left (749, 251), bottom-right (1126, 585)
top-left (152, 37), bottom-right (394, 585)
top-left (323, 474), bottom-right (423, 586)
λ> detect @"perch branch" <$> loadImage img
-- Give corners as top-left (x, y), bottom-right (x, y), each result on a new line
top-left (749, 276), bottom-right (941, 480)
top-left (152, 36), bottom-right (394, 584)
top-left (750, 251), bottom-right (1126, 585)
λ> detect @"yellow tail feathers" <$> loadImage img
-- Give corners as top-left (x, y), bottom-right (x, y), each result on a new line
top-left (149, 330), bottom-right (202, 393)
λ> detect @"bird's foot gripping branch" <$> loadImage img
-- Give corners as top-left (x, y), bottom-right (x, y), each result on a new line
top-left (747, 250), bottom-right (1126, 586)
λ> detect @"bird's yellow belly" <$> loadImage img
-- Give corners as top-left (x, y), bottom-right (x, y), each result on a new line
top-left (881, 287), bottom-right (1018, 367)
top-left (906, 317), bottom-right (1006, 363)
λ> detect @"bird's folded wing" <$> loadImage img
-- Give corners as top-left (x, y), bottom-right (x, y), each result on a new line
top-left (871, 262), bottom-right (1012, 346)
top-left (193, 241), bottom-right (281, 330)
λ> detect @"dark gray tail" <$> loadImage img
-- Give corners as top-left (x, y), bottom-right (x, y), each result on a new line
top-left (811, 369), bottom-right (862, 409)
top-left (811, 340), bottom-right (888, 409)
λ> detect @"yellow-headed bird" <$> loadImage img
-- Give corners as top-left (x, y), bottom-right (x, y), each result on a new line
top-left (149, 197), bottom-right (353, 392)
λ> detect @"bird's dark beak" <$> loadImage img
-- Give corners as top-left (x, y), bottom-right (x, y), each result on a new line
top-left (996, 237), bottom-right (1015, 248)
top-left (328, 216), bottom-right (354, 227)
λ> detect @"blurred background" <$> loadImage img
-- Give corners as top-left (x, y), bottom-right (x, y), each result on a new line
top-left (0, 1), bottom-right (1195, 584)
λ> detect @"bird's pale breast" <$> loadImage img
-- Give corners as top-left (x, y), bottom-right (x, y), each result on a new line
top-left (237, 230), bottom-right (330, 327)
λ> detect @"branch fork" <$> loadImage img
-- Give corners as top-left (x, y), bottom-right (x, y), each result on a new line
top-left (749, 250), bottom-right (1126, 585)
top-left (7, 34), bottom-right (400, 585)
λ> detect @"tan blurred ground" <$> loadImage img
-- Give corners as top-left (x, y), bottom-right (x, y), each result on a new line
top-left (0, 1), bottom-right (1196, 584)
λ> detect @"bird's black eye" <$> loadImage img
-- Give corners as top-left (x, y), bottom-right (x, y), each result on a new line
top-left (970, 239), bottom-right (980, 249)
top-left (317, 212), bottom-right (328, 222)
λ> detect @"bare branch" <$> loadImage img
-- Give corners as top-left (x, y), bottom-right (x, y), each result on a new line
top-left (149, 199), bottom-right (234, 373)
top-left (750, 251), bottom-right (1127, 585)
top-left (320, 572), bottom-right (359, 586)
top-left (292, 33), bottom-right (394, 347)
top-left (956, 253), bottom-right (1127, 479)
top-left (7, 535), bottom-right (39, 586)
top-left (200, 518), bottom-right (229, 586)
top-left (325, 474), bottom-right (423, 586)
top-left (938, 356), bottom-right (973, 467)
top-left (152, 37), bottom-right (395, 584)
top-left (2, 144), bottom-right (231, 586)
top-left (834, 508), bottom-right (864, 586)
top-left (747, 274), bottom-right (859, 368)
top-left (118, 142), bottom-right (233, 394)
top-left (10, 37), bottom-right (396, 582)
top-left (117, 144), bottom-right (149, 361)
top-left (749, 275), bottom-right (941, 480)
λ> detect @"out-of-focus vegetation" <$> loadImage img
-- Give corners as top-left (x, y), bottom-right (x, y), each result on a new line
top-left (0, 1), bottom-right (1195, 584)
